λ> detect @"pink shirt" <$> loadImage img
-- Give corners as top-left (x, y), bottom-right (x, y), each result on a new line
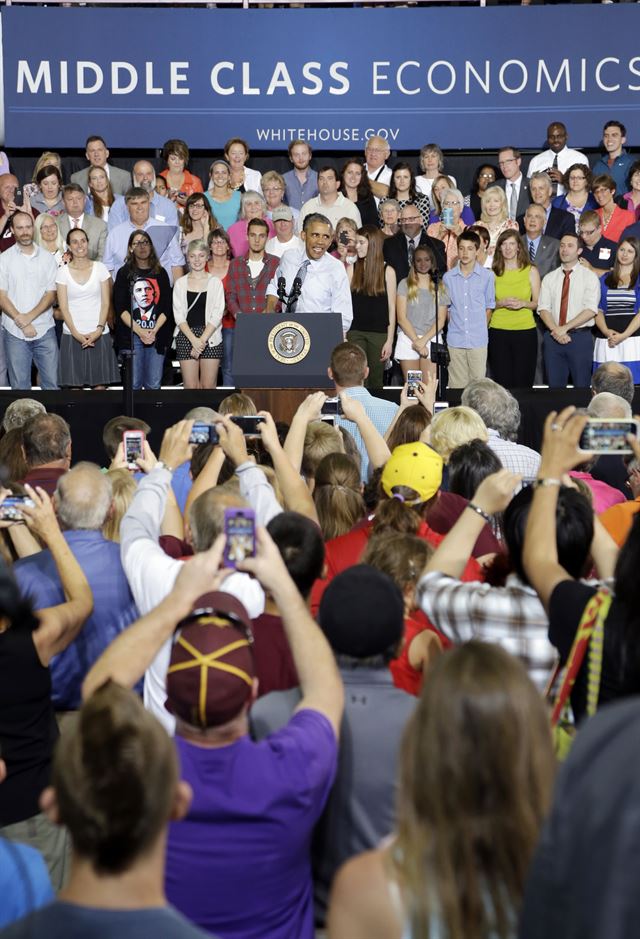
top-left (570, 471), bottom-right (626, 514)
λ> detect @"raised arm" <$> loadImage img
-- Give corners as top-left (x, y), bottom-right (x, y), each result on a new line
top-left (257, 410), bottom-right (319, 523)
top-left (339, 393), bottom-right (391, 471)
top-left (239, 527), bottom-right (344, 736)
top-left (523, 408), bottom-right (591, 612)
top-left (83, 536), bottom-right (227, 698)
top-left (283, 391), bottom-right (328, 473)
top-left (24, 486), bottom-right (93, 667)
top-left (423, 470), bottom-right (521, 579)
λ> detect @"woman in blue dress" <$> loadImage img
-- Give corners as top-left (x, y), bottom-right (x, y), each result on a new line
top-left (593, 236), bottom-right (640, 381)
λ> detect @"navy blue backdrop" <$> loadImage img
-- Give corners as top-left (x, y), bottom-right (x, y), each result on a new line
top-left (2, 6), bottom-right (638, 150)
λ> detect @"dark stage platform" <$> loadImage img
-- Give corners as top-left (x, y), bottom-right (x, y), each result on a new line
top-left (0, 385), bottom-right (625, 466)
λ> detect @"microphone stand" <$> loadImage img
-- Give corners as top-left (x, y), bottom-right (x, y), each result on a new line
top-left (431, 267), bottom-right (446, 399)
top-left (277, 276), bottom-right (303, 315)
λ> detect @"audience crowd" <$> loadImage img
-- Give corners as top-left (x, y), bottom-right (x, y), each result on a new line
top-left (0, 342), bottom-right (636, 937)
top-left (0, 119), bottom-right (637, 391)
top-left (0, 112), bottom-right (639, 939)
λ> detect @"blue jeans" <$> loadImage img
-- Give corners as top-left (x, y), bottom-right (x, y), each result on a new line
top-left (5, 326), bottom-right (59, 390)
top-left (543, 329), bottom-right (594, 388)
top-left (221, 326), bottom-right (235, 387)
top-left (132, 335), bottom-right (165, 390)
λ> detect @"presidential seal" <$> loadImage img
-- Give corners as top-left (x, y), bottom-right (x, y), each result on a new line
top-left (267, 321), bottom-right (311, 365)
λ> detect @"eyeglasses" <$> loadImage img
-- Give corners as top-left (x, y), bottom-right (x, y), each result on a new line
top-left (442, 200), bottom-right (459, 208)
top-left (498, 158), bottom-right (517, 166)
top-left (190, 202), bottom-right (205, 210)
top-left (401, 217), bottom-right (422, 224)
top-left (132, 239), bottom-right (151, 247)
top-left (479, 173), bottom-right (495, 180)
top-left (579, 228), bottom-right (597, 236)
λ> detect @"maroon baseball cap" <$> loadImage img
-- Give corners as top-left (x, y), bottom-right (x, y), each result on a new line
top-left (165, 591), bottom-right (255, 729)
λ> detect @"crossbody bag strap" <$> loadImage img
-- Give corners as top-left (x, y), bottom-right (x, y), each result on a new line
top-left (550, 589), bottom-right (610, 726)
top-left (585, 591), bottom-right (611, 717)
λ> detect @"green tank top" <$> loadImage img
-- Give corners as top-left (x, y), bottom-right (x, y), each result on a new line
top-left (490, 265), bottom-right (536, 331)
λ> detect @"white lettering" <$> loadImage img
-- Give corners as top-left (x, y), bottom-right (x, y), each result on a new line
top-left (60, 61), bottom-right (68, 95)
top-left (595, 57), bottom-right (620, 92)
top-left (111, 62), bottom-right (137, 95)
top-left (628, 56), bottom-right (640, 91)
top-left (427, 60), bottom-right (456, 95)
top-left (536, 59), bottom-right (570, 93)
top-left (301, 62), bottom-right (323, 96)
top-left (210, 62), bottom-right (234, 96)
top-left (329, 62), bottom-right (349, 95)
top-left (170, 62), bottom-right (190, 95)
top-left (242, 62), bottom-right (260, 95)
top-left (77, 61), bottom-right (103, 95)
top-left (267, 62), bottom-right (295, 96)
top-left (465, 60), bottom-right (490, 95)
top-left (498, 59), bottom-right (528, 94)
top-left (372, 61), bottom-right (391, 96)
top-left (396, 61), bottom-right (420, 96)
top-left (17, 60), bottom-right (52, 95)
top-left (145, 62), bottom-right (163, 95)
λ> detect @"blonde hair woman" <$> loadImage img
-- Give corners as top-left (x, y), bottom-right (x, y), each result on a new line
top-left (480, 185), bottom-right (519, 264)
top-left (429, 405), bottom-right (488, 463)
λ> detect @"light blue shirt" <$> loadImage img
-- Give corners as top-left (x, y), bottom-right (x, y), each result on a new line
top-left (103, 218), bottom-right (184, 285)
top-left (283, 167), bottom-right (318, 212)
top-left (335, 385), bottom-right (398, 482)
top-left (443, 262), bottom-right (495, 350)
top-left (108, 192), bottom-right (178, 230)
top-left (266, 247), bottom-right (353, 334)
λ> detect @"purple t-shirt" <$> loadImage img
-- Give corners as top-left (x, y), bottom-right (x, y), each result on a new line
top-left (165, 709), bottom-right (337, 939)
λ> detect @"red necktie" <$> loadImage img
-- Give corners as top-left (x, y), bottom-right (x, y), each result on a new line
top-left (559, 269), bottom-right (572, 327)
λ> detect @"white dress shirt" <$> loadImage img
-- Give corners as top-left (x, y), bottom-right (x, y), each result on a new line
top-left (527, 146), bottom-right (590, 196)
top-left (266, 247), bottom-right (353, 333)
top-left (538, 263), bottom-right (600, 328)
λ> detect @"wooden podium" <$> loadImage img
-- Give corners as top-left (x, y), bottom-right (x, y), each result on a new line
top-left (232, 312), bottom-right (343, 389)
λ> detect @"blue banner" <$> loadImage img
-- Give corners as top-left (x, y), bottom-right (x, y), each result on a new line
top-left (2, 6), bottom-right (639, 150)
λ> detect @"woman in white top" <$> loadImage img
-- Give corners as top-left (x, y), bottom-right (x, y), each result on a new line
top-left (223, 137), bottom-right (262, 193)
top-left (56, 228), bottom-right (119, 389)
top-left (173, 239), bottom-right (224, 389)
top-left (415, 143), bottom-right (457, 201)
top-left (34, 213), bottom-right (67, 267)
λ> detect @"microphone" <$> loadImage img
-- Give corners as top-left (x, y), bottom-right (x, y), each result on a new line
top-left (277, 276), bottom-right (287, 301)
top-left (291, 277), bottom-right (302, 298)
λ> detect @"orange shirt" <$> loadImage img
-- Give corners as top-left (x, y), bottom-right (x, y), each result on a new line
top-left (599, 496), bottom-right (640, 546)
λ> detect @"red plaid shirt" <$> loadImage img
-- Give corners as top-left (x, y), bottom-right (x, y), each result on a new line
top-left (225, 253), bottom-right (279, 316)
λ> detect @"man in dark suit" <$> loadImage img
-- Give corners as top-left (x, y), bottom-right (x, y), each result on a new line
top-left (519, 172), bottom-right (574, 242)
top-left (58, 184), bottom-right (107, 261)
top-left (383, 204), bottom-right (446, 282)
top-left (522, 204), bottom-right (560, 279)
top-left (70, 135), bottom-right (131, 196)
top-left (496, 147), bottom-right (530, 219)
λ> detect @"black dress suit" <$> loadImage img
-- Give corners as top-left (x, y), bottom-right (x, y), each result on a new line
top-left (383, 231), bottom-right (447, 283)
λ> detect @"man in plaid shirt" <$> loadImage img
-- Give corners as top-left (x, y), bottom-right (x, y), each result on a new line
top-left (416, 469), bottom-right (595, 692)
top-left (226, 218), bottom-right (279, 318)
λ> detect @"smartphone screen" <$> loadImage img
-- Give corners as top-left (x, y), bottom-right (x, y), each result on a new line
top-left (189, 422), bottom-right (218, 445)
top-left (123, 431), bottom-right (144, 468)
top-left (223, 508), bottom-right (256, 569)
top-left (0, 496), bottom-right (34, 521)
top-left (407, 370), bottom-right (422, 399)
top-left (579, 419), bottom-right (638, 454)
top-left (231, 415), bottom-right (266, 437)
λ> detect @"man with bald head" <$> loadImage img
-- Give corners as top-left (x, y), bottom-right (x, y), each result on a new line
top-left (70, 135), bottom-right (132, 195)
top-left (364, 135), bottom-right (392, 202)
top-left (108, 160), bottom-right (178, 230)
top-left (527, 122), bottom-right (589, 197)
top-left (13, 461), bottom-right (139, 711)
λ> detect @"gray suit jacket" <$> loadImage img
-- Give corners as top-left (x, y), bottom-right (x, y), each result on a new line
top-left (497, 176), bottom-right (531, 219)
top-left (70, 163), bottom-right (132, 196)
top-left (58, 214), bottom-right (108, 261)
top-left (527, 234), bottom-right (560, 280)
